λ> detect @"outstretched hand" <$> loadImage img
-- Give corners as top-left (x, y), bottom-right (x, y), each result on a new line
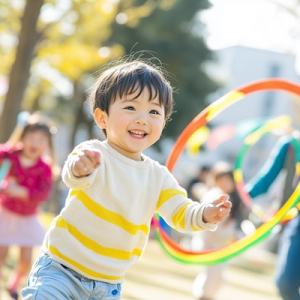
top-left (202, 194), bottom-right (232, 224)
top-left (72, 149), bottom-right (101, 177)
top-left (4, 177), bottom-right (28, 200)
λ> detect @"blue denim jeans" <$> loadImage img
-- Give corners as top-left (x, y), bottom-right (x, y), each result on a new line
top-left (275, 213), bottom-right (300, 300)
top-left (21, 254), bottom-right (122, 300)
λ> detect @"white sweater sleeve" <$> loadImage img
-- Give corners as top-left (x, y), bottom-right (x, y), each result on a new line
top-left (155, 166), bottom-right (217, 232)
top-left (61, 141), bottom-right (100, 190)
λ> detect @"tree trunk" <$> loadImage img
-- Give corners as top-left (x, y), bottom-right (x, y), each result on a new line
top-left (0, 0), bottom-right (44, 142)
top-left (70, 81), bottom-right (86, 148)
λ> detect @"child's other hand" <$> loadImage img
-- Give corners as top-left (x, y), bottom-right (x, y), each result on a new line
top-left (202, 194), bottom-right (232, 224)
top-left (72, 149), bottom-right (101, 178)
top-left (5, 177), bottom-right (28, 200)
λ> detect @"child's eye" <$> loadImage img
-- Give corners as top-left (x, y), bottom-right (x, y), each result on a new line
top-left (150, 110), bottom-right (160, 115)
top-left (125, 106), bottom-right (135, 111)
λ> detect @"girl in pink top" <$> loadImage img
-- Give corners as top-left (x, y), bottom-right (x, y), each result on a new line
top-left (0, 112), bottom-right (56, 300)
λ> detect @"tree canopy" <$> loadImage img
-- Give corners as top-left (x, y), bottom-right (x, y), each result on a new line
top-left (109, 0), bottom-right (219, 138)
top-left (0, 0), bottom-right (219, 144)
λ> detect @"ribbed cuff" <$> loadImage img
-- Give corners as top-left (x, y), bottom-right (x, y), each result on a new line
top-left (61, 159), bottom-right (98, 190)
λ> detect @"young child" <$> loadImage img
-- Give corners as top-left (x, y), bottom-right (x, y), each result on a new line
top-left (0, 112), bottom-right (55, 300)
top-left (192, 161), bottom-right (240, 300)
top-left (21, 60), bottom-right (232, 300)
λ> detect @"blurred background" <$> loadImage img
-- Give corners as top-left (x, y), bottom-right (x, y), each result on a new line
top-left (1, 0), bottom-right (300, 299)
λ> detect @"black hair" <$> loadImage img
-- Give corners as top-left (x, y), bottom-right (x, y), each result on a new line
top-left (88, 60), bottom-right (174, 136)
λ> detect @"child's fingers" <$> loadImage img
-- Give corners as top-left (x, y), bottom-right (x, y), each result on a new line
top-left (203, 202), bottom-right (231, 224)
top-left (217, 200), bottom-right (232, 210)
top-left (218, 206), bottom-right (231, 215)
top-left (213, 194), bottom-right (230, 206)
top-left (83, 150), bottom-right (101, 167)
top-left (211, 206), bottom-right (231, 223)
top-left (72, 149), bottom-right (101, 177)
top-left (91, 150), bottom-right (101, 162)
top-left (72, 160), bottom-right (89, 177)
top-left (212, 198), bottom-right (232, 220)
top-left (79, 156), bottom-right (96, 174)
top-left (221, 200), bottom-right (232, 209)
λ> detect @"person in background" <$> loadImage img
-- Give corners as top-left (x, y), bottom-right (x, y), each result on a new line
top-left (246, 133), bottom-right (300, 300)
top-left (193, 161), bottom-right (241, 300)
top-left (0, 112), bottom-right (56, 300)
top-left (187, 165), bottom-right (211, 201)
top-left (21, 59), bottom-right (232, 300)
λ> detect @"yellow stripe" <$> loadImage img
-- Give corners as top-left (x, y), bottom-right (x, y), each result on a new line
top-left (172, 203), bottom-right (189, 230)
top-left (56, 217), bottom-right (142, 260)
top-left (187, 127), bottom-right (210, 156)
top-left (70, 190), bottom-right (149, 236)
top-left (245, 130), bottom-right (264, 145)
top-left (192, 224), bottom-right (202, 231)
top-left (234, 169), bottom-right (242, 183)
top-left (296, 162), bottom-right (300, 176)
top-left (206, 91), bottom-right (244, 121)
top-left (245, 115), bottom-right (291, 145)
top-left (156, 189), bottom-right (187, 210)
top-left (281, 207), bottom-right (298, 222)
top-left (47, 245), bottom-right (123, 281)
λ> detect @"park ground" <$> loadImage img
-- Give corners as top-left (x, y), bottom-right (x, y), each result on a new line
top-left (1, 238), bottom-right (281, 300)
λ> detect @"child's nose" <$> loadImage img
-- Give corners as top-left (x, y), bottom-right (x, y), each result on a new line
top-left (135, 114), bottom-right (148, 125)
top-left (30, 139), bottom-right (43, 147)
top-left (135, 119), bottom-right (147, 125)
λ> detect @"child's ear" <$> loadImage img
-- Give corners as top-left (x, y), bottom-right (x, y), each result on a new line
top-left (94, 108), bottom-right (107, 129)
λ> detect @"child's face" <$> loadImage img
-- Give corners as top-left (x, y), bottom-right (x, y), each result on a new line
top-left (216, 174), bottom-right (235, 194)
top-left (21, 130), bottom-right (49, 161)
top-left (95, 86), bottom-right (165, 160)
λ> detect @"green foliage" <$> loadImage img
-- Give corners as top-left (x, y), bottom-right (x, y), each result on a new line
top-left (109, 0), bottom-right (220, 138)
top-left (0, 0), bottom-right (24, 74)
top-left (0, 0), bottom-right (219, 145)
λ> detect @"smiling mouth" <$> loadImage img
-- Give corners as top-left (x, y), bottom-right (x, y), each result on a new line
top-left (29, 147), bottom-right (38, 154)
top-left (129, 130), bottom-right (148, 138)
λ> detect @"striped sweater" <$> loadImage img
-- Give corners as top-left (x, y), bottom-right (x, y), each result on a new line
top-left (42, 140), bottom-right (216, 284)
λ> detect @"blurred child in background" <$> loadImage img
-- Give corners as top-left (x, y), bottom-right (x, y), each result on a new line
top-left (193, 161), bottom-right (241, 300)
top-left (0, 112), bottom-right (56, 300)
top-left (187, 165), bottom-right (211, 202)
top-left (246, 133), bottom-right (300, 300)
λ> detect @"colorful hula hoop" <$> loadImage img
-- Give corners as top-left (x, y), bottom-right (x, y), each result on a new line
top-left (154, 79), bottom-right (300, 265)
top-left (234, 115), bottom-right (299, 223)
